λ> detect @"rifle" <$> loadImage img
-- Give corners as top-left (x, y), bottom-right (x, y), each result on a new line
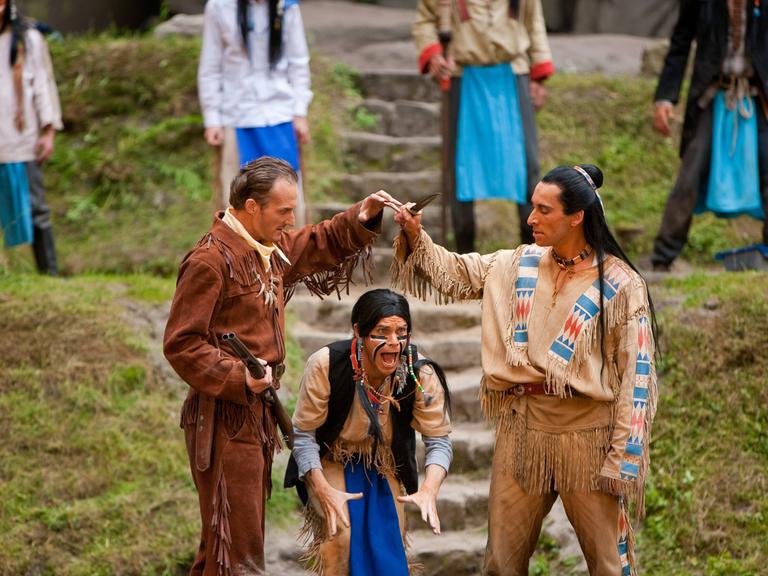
top-left (221, 332), bottom-right (295, 450)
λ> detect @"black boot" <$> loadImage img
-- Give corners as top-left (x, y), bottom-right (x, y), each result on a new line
top-left (33, 226), bottom-right (59, 276)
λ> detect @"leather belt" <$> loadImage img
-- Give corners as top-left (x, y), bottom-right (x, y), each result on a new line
top-left (509, 382), bottom-right (586, 398)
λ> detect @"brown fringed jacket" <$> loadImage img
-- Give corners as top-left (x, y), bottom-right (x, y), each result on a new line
top-left (163, 204), bottom-right (379, 575)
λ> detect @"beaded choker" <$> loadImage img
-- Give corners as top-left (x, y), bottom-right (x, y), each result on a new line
top-left (552, 246), bottom-right (592, 271)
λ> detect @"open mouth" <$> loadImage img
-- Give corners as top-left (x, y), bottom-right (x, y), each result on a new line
top-left (380, 352), bottom-right (399, 367)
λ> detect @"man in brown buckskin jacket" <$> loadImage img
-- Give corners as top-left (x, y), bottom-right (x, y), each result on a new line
top-left (163, 156), bottom-right (398, 576)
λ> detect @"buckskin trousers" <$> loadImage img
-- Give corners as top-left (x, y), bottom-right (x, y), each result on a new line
top-left (483, 428), bottom-right (624, 576)
top-left (184, 409), bottom-right (271, 576)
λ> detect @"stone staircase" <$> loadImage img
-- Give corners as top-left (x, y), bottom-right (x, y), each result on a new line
top-left (263, 66), bottom-right (590, 576)
top-left (320, 70), bottom-right (443, 253)
top-left (271, 284), bottom-right (588, 575)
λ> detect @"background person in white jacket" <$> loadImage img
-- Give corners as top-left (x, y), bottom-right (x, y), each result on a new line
top-left (0, 0), bottom-right (62, 275)
top-left (198, 0), bottom-right (313, 223)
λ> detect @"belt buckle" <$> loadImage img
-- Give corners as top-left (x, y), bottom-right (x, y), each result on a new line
top-left (513, 384), bottom-right (526, 397)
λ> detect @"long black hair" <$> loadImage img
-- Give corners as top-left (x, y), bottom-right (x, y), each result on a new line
top-left (2, 0), bottom-right (27, 67)
top-left (237, 0), bottom-right (284, 68)
top-left (541, 164), bottom-right (660, 355)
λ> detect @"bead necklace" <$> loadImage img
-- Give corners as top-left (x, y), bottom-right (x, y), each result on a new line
top-left (552, 246), bottom-right (592, 277)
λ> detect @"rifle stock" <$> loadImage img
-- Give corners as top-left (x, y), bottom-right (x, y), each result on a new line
top-left (221, 332), bottom-right (295, 449)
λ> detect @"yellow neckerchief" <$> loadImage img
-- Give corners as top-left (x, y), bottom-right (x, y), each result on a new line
top-left (222, 208), bottom-right (291, 272)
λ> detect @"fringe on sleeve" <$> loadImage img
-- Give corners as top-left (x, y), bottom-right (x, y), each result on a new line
top-left (389, 231), bottom-right (483, 304)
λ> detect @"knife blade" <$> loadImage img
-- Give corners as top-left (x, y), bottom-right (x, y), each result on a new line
top-left (407, 193), bottom-right (440, 215)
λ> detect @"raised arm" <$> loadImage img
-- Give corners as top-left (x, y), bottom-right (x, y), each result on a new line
top-left (280, 191), bottom-right (399, 294)
top-left (391, 205), bottom-right (494, 303)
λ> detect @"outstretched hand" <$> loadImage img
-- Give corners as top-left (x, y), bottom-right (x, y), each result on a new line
top-left (358, 190), bottom-right (403, 223)
top-left (307, 469), bottom-right (363, 538)
top-left (397, 486), bottom-right (441, 535)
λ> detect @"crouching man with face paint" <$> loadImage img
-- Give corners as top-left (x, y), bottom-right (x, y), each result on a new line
top-left (285, 288), bottom-right (452, 575)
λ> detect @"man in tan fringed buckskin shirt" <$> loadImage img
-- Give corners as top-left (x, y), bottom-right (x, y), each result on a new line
top-left (393, 163), bottom-right (658, 575)
top-left (164, 156), bottom-right (399, 576)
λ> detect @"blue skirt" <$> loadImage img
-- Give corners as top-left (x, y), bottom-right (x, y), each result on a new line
top-left (697, 90), bottom-right (765, 219)
top-left (235, 122), bottom-right (300, 171)
top-left (456, 64), bottom-right (527, 203)
top-left (0, 162), bottom-right (33, 247)
top-left (345, 461), bottom-right (409, 576)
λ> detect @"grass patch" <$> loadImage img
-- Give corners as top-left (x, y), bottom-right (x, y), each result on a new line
top-left (0, 272), bottom-right (303, 574)
top-left (636, 273), bottom-right (768, 574)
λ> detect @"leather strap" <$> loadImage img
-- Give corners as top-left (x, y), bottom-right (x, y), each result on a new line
top-left (509, 382), bottom-right (587, 398)
top-left (195, 394), bottom-right (216, 472)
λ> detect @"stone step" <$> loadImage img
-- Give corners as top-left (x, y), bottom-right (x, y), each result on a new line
top-left (356, 98), bottom-right (440, 137)
top-left (409, 498), bottom-right (588, 575)
top-left (415, 327), bottom-right (482, 372)
top-left (294, 323), bottom-right (482, 372)
top-left (288, 290), bottom-right (482, 334)
top-left (409, 528), bottom-right (486, 576)
top-left (446, 367), bottom-right (484, 423)
top-left (341, 132), bottom-right (440, 173)
top-left (417, 422), bottom-right (495, 474)
top-left (356, 69), bottom-right (441, 103)
top-left (331, 170), bottom-right (441, 204)
top-left (405, 475), bottom-right (489, 533)
top-left (265, 500), bottom-right (588, 575)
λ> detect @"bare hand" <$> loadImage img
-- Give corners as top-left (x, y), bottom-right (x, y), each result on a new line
top-left (428, 53), bottom-right (454, 83)
top-left (397, 486), bottom-right (441, 535)
top-left (358, 190), bottom-right (403, 223)
top-left (293, 116), bottom-right (311, 146)
top-left (204, 126), bottom-right (224, 147)
top-left (245, 361), bottom-right (273, 394)
top-left (307, 469), bottom-right (363, 538)
top-left (35, 126), bottom-right (55, 163)
top-left (394, 203), bottom-right (422, 249)
top-left (653, 103), bottom-right (674, 137)
top-left (529, 80), bottom-right (547, 111)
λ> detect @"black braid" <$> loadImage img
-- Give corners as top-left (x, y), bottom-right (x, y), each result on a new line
top-left (3, 0), bottom-right (27, 67)
top-left (237, 0), bottom-right (249, 58)
top-left (267, 0), bottom-right (284, 69)
top-left (237, 0), bottom-right (284, 68)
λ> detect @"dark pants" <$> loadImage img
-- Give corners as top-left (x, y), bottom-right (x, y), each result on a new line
top-left (652, 104), bottom-right (768, 266)
top-left (25, 162), bottom-right (58, 275)
top-left (449, 74), bottom-right (539, 254)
